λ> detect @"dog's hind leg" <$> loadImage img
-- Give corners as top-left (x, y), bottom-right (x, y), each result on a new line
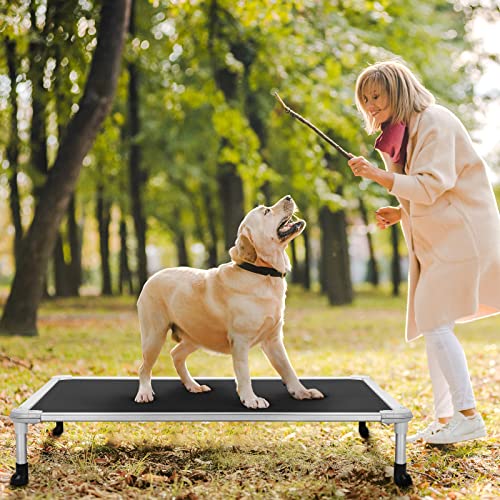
top-left (170, 338), bottom-right (211, 393)
top-left (135, 293), bottom-right (169, 403)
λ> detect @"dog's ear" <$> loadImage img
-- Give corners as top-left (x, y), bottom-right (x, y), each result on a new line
top-left (229, 232), bottom-right (257, 263)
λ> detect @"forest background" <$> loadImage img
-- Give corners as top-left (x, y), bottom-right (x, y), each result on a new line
top-left (1, 2), bottom-right (500, 497)
top-left (0, 0), bottom-right (499, 332)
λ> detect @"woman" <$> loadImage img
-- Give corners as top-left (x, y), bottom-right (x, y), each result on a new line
top-left (348, 60), bottom-right (500, 444)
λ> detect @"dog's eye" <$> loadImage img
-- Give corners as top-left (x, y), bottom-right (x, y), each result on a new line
top-left (264, 208), bottom-right (270, 215)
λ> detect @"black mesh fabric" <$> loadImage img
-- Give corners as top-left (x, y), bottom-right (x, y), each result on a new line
top-left (32, 378), bottom-right (391, 414)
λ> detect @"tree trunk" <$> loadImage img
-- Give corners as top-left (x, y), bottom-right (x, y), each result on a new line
top-left (54, 233), bottom-right (71, 297)
top-left (96, 185), bottom-right (112, 296)
top-left (290, 239), bottom-right (300, 284)
top-left (52, 198), bottom-right (81, 297)
top-left (319, 211), bottom-right (328, 295)
top-left (128, 0), bottom-right (148, 292)
top-left (28, 5), bottom-right (49, 191)
top-left (242, 50), bottom-right (273, 204)
top-left (67, 196), bottom-right (82, 296)
top-left (5, 37), bottom-right (23, 266)
top-left (202, 188), bottom-right (218, 268)
top-left (0, 0), bottom-right (131, 336)
top-left (243, 83), bottom-right (272, 206)
top-left (217, 156), bottom-right (244, 251)
top-left (358, 195), bottom-right (379, 286)
top-left (171, 207), bottom-right (189, 266)
top-left (52, 33), bottom-right (81, 297)
top-left (391, 224), bottom-right (402, 297)
top-left (191, 193), bottom-right (206, 243)
top-left (261, 182), bottom-right (272, 206)
top-left (208, 0), bottom-right (245, 251)
top-left (302, 227), bottom-right (311, 290)
top-left (119, 216), bottom-right (134, 295)
top-left (319, 205), bottom-right (353, 305)
top-left (29, 4), bottom-right (50, 300)
top-left (176, 232), bottom-right (190, 267)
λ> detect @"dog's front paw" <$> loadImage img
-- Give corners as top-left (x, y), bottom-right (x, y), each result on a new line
top-left (135, 387), bottom-right (155, 403)
top-left (241, 396), bottom-right (270, 409)
top-left (186, 383), bottom-right (212, 393)
top-left (290, 387), bottom-right (324, 400)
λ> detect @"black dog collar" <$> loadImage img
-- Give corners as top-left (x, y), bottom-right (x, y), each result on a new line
top-left (237, 262), bottom-right (286, 278)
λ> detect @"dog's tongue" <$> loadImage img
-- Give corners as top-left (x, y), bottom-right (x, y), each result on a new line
top-left (287, 214), bottom-right (302, 228)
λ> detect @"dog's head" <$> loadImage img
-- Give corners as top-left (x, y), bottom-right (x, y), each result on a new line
top-left (229, 196), bottom-right (306, 274)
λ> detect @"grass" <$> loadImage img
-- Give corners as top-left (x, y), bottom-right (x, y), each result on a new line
top-left (0, 285), bottom-right (499, 499)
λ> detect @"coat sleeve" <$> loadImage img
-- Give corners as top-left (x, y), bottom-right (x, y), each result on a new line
top-left (389, 117), bottom-right (458, 205)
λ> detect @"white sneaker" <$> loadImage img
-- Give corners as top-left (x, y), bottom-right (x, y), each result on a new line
top-left (406, 421), bottom-right (445, 443)
top-left (426, 412), bottom-right (486, 444)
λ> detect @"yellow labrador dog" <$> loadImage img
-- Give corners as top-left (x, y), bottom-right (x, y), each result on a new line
top-left (135, 195), bottom-right (324, 409)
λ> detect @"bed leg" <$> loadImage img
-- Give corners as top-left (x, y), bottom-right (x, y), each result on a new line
top-left (10, 422), bottom-right (29, 486)
top-left (358, 421), bottom-right (369, 439)
top-left (393, 421), bottom-right (412, 488)
top-left (52, 421), bottom-right (64, 437)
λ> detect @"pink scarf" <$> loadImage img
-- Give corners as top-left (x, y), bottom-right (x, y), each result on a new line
top-left (374, 122), bottom-right (409, 167)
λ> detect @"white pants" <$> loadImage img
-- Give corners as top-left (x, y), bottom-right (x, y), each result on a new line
top-left (423, 323), bottom-right (476, 419)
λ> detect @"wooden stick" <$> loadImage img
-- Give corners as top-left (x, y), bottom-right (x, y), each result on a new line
top-left (273, 92), bottom-right (353, 160)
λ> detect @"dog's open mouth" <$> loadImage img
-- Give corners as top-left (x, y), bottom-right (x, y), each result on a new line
top-left (277, 214), bottom-right (305, 240)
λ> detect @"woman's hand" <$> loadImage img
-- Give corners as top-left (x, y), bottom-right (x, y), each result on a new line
top-left (347, 155), bottom-right (395, 191)
top-left (347, 156), bottom-right (378, 180)
top-left (375, 206), bottom-right (401, 229)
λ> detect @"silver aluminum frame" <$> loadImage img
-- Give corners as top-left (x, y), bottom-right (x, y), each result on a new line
top-left (9, 375), bottom-right (412, 479)
top-left (10, 375), bottom-right (412, 425)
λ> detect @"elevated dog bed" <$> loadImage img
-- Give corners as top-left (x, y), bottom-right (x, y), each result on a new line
top-left (10, 376), bottom-right (413, 488)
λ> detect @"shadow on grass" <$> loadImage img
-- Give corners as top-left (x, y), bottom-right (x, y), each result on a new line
top-left (25, 432), bottom-right (407, 499)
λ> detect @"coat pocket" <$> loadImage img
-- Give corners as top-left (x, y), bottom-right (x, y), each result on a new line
top-left (411, 201), bottom-right (479, 263)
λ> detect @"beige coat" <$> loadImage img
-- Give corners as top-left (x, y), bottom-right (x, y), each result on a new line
top-left (379, 104), bottom-right (500, 341)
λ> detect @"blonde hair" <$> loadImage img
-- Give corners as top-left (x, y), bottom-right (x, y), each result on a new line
top-left (355, 60), bottom-right (435, 134)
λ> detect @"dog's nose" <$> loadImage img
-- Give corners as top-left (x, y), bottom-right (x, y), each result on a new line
top-left (285, 195), bottom-right (292, 201)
